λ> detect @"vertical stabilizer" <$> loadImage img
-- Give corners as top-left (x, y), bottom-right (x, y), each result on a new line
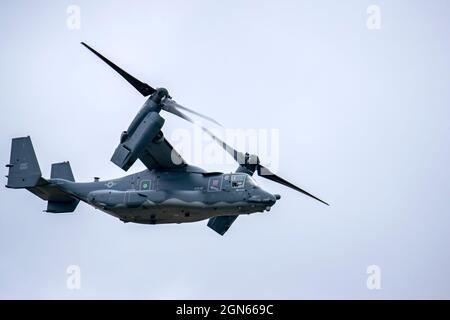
top-left (6, 136), bottom-right (41, 188)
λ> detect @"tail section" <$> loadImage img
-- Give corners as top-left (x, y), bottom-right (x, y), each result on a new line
top-left (6, 136), bottom-right (42, 188)
top-left (6, 137), bottom-right (79, 213)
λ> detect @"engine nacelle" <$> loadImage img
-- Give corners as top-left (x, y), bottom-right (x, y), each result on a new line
top-left (152, 130), bottom-right (164, 144)
top-left (111, 111), bottom-right (165, 171)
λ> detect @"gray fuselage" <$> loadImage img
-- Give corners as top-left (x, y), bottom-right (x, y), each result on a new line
top-left (52, 165), bottom-right (278, 224)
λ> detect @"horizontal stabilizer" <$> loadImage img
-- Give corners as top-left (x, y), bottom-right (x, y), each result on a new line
top-left (46, 199), bottom-right (79, 213)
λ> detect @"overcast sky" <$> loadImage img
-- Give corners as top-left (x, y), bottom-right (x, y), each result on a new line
top-left (1, 0), bottom-right (449, 299)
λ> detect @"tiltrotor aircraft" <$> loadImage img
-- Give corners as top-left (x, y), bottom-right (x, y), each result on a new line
top-left (5, 43), bottom-right (328, 235)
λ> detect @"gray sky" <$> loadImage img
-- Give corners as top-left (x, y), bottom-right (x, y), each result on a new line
top-left (1, 0), bottom-right (449, 299)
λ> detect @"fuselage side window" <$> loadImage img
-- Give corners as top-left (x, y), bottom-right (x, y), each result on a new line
top-left (140, 179), bottom-right (152, 191)
top-left (208, 177), bottom-right (222, 192)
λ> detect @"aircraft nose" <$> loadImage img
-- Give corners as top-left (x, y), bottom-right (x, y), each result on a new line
top-left (262, 194), bottom-right (277, 205)
top-left (248, 189), bottom-right (278, 206)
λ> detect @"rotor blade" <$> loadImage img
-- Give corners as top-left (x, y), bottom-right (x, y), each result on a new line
top-left (200, 126), bottom-right (246, 164)
top-left (258, 165), bottom-right (329, 206)
top-left (81, 42), bottom-right (156, 96)
top-left (163, 99), bottom-right (222, 126)
top-left (161, 102), bottom-right (195, 124)
top-left (161, 102), bottom-right (243, 163)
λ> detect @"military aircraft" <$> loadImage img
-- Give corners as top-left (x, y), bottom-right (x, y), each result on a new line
top-left (5, 43), bottom-right (328, 235)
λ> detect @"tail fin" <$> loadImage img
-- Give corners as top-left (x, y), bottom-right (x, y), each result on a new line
top-left (51, 161), bottom-right (75, 181)
top-left (6, 137), bottom-right (79, 213)
top-left (6, 136), bottom-right (42, 188)
top-left (46, 161), bottom-right (79, 213)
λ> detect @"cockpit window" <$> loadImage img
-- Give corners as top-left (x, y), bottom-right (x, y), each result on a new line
top-left (246, 176), bottom-right (258, 187)
top-left (231, 174), bottom-right (246, 188)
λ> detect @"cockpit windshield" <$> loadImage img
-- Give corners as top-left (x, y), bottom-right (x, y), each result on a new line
top-left (246, 176), bottom-right (258, 187)
top-left (231, 174), bottom-right (246, 188)
top-left (228, 174), bottom-right (258, 189)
